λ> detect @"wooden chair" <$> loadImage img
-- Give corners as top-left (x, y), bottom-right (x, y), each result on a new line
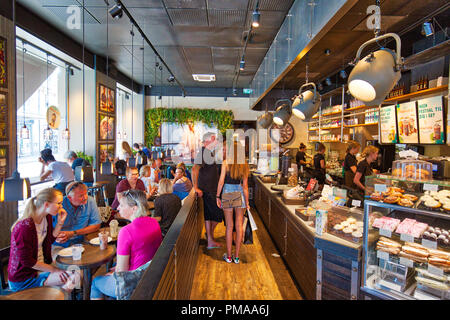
top-left (0, 247), bottom-right (12, 296)
top-left (0, 286), bottom-right (66, 300)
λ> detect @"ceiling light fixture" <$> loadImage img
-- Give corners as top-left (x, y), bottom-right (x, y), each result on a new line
top-left (422, 21), bottom-right (434, 37)
top-left (192, 74), bottom-right (216, 82)
top-left (109, 3), bottom-right (123, 19)
top-left (325, 78), bottom-right (332, 86)
top-left (292, 83), bottom-right (321, 121)
top-left (239, 58), bottom-right (245, 71)
top-left (20, 41), bottom-right (29, 139)
top-left (273, 99), bottom-right (292, 126)
top-left (252, 10), bottom-right (260, 28)
top-left (348, 33), bottom-right (402, 106)
top-left (324, 49), bottom-right (331, 56)
top-left (339, 69), bottom-right (347, 79)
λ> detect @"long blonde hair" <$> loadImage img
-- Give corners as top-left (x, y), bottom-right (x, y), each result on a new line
top-left (159, 178), bottom-right (173, 194)
top-left (226, 141), bottom-right (249, 181)
top-left (122, 141), bottom-right (133, 157)
top-left (139, 165), bottom-right (151, 177)
top-left (11, 188), bottom-right (62, 231)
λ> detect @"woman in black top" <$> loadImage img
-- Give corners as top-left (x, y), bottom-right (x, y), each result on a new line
top-left (153, 178), bottom-right (182, 237)
top-left (353, 145), bottom-right (379, 193)
top-left (343, 141), bottom-right (360, 189)
top-left (296, 143), bottom-right (310, 172)
top-left (313, 143), bottom-right (326, 185)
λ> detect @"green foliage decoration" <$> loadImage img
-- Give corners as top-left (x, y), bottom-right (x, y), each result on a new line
top-left (145, 108), bottom-right (234, 146)
top-left (75, 151), bottom-right (94, 166)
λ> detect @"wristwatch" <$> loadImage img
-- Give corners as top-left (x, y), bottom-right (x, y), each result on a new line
top-left (73, 230), bottom-right (78, 236)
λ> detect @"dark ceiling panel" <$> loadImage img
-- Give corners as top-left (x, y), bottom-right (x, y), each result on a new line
top-left (172, 26), bottom-right (243, 47)
top-left (183, 47), bottom-right (213, 74)
top-left (167, 8), bottom-right (208, 26)
top-left (208, 9), bottom-right (247, 27)
top-left (163, 0), bottom-right (206, 9)
top-left (207, 0), bottom-right (250, 10)
top-left (250, 0), bottom-right (294, 12)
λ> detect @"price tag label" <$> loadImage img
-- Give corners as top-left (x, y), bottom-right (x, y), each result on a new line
top-left (399, 257), bottom-right (414, 268)
top-left (423, 184), bottom-right (439, 192)
top-left (377, 250), bottom-right (389, 260)
top-left (422, 239), bottom-right (437, 250)
top-left (379, 228), bottom-right (392, 238)
top-left (428, 264), bottom-right (444, 277)
top-left (375, 184), bottom-right (387, 192)
top-left (352, 200), bottom-right (361, 207)
top-left (400, 233), bottom-right (414, 243)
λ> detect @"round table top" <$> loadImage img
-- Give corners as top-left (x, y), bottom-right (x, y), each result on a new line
top-left (92, 181), bottom-right (110, 187)
top-left (0, 287), bottom-right (65, 300)
top-left (55, 243), bottom-right (116, 270)
top-left (85, 227), bottom-right (121, 242)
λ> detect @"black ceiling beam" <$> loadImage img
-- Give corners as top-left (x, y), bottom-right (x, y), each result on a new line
top-left (115, 0), bottom-right (186, 96)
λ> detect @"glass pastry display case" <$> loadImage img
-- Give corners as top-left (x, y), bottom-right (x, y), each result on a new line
top-left (362, 174), bottom-right (450, 300)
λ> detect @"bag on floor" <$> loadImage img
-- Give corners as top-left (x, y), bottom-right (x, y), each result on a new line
top-left (243, 212), bottom-right (253, 245)
top-left (247, 209), bottom-right (258, 231)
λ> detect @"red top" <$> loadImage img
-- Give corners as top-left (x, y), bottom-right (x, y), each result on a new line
top-left (111, 178), bottom-right (146, 210)
top-left (8, 215), bottom-right (56, 283)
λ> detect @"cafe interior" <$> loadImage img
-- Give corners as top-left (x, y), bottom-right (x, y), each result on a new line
top-left (0, 0), bottom-right (449, 301)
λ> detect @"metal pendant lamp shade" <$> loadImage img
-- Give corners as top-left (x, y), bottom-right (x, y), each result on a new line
top-left (292, 82), bottom-right (321, 121)
top-left (75, 166), bottom-right (94, 182)
top-left (0, 171), bottom-right (31, 202)
top-left (100, 160), bottom-right (114, 175)
top-left (257, 112), bottom-right (273, 129)
top-left (348, 33), bottom-right (402, 106)
top-left (273, 99), bottom-right (292, 126)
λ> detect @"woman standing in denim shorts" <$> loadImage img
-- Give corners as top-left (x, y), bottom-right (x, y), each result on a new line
top-left (216, 141), bottom-right (249, 264)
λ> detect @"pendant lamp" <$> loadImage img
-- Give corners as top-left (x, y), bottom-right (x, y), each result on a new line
top-left (62, 65), bottom-right (70, 140)
top-left (0, 171), bottom-right (31, 202)
top-left (257, 112), bottom-right (273, 129)
top-left (100, 159), bottom-right (114, 175)
top-left (292, 82), bottom-right (321, 121)
top-left (348, 33), bottom-right (402, 106)
top-left (20, 42), bottom-right (30, 139)
top-left (43, 54), bottom-right (53, 141)
top-left (272, 99), bottom-right (292, 126)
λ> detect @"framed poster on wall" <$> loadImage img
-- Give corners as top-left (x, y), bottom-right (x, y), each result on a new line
top-left (417, 96), bottom-right (445, 144)
top-left (0, 37), bottom-right (7, 89)
top-left (380, 105), bottom-right (398, 144)
top-left (98, 114), bottom-right (115, 141)
top-left (0, 146), bottom-right (7, 178)
top-left (396, 101), bottom-right (419, 144)
top-left (99, 84), bottom-right (115, 113)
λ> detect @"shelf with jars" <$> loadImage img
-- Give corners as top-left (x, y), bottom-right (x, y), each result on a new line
top-left (362, 173), bottom-right (450, 300)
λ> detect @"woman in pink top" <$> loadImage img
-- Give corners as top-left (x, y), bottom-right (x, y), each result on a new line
top-left (90, 189), bottom-right (162, 299)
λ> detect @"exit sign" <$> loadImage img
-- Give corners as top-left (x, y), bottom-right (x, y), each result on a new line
top-left (243, 88), bottom-right (253, 94)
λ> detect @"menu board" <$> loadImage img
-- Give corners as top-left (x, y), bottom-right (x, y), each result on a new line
top-left (417, 96), bottom-right (445, 144)
top-left (380, 105), bottom-right (398, 144)
top-left (396, 101), bottom-right (418, 144)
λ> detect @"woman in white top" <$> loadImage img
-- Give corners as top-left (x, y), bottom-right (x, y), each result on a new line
top-left (39, 148), bottom-right (74, 195)
top-left (139, 165), bottom-right (157, 197)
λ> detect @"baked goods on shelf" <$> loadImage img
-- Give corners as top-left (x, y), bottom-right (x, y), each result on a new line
top-left (402, 194), bottom-right (418, 202)
top-left (391, 160), bottom-right (432, 180)
top-left (395, 219), bottom-right (428, 238)
top-left (398, 198), bottom-right (414, 207)
top-left (372, 216), bottom-right (401, 232)
top-left (384, 195), bottom-right (400, 204)
top-left (370, 192), bottom-right (382, 201)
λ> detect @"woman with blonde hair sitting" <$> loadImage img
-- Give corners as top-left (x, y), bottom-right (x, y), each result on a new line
top-left (90, 189), bottom-right (162, 299)
top-left (172, 167), bottom-right (192, 200)
top-left (216, 141), bottom-right (250, 264)
top-left (8, 188), bottom-right (70, 292)
top-left (153, 178), bottom-right (182, 237)
top-left (139, 165), bottom-right (157, 197)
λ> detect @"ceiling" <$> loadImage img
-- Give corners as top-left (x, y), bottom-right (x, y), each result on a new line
top-left (16, 0), bottom-right (295, 89)
top-left (252, 0), bottom-right (450, 109)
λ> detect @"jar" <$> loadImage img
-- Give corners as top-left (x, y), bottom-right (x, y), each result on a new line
top-left (287, 168), bottom-right (297, 187)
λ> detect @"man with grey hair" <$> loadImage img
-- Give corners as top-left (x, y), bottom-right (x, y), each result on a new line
top-left (65, 150), bottom-right (90, 172)
top-left (52, 181), bottom-right (102, 248)
top-left (192, 132), bottom-right (224, 249)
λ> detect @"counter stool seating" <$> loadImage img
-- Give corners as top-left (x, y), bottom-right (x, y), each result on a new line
top-left (0, 286), bottom-right (66, 300)
top-left (0, 246), bottom-right (12, 296)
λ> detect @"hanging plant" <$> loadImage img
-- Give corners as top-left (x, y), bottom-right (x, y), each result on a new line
top-left (145, 108), bottom-right (234, 146)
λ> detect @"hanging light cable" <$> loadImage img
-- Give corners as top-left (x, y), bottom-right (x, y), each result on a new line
top-left (43, 53), bottom-right (53, 142)
top-left (62, 63), bottom-right (70, 140)
top-left (130, 24), bottom-right (134, 145)
top-left (19, 40), bottom-right (29, 139)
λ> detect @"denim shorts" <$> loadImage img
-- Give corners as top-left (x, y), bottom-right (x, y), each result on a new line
top-left (223, 184), bottom-right (246, 209)
top-left (8, 272), bottom-right (50, 292)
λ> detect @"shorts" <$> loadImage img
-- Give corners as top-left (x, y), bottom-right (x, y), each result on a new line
top-left (202, 191), bottom-right (223, 223)
top-left (223, 184), bottom-right (246, 209)
top-left (8, 272), bottom-right (50, 292)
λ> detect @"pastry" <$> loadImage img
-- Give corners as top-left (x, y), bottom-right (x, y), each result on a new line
top-left (352, 231), bottom-right (362, 242)
top-left (442, 203), bottom-right (450, 211)
top-left (390, 191), bottom-right (404, 198)
top-left (370, 192), bottom-right (382, 201)
top-left (392, 168), bottom-right (402, 177)
top-left (355, 221), bottom-right (364, 228)
top-left (389, 187), bottom-right (404, 194)
top-left (401, 245), bottom-right (429, 258)
top-left (402, 194), bottom-right (418, 202)
top-left (398, 198), bottom-right (414, 207)
top-left (438, 189), bottom-right (450, 197)
top-left (333, 224), bottom-right (343, 232)
top-left (424, 199), bottom-right (441, 208)
top-left (399, 251), bottom-right (428, 264)
top-left (341, 221), bottom-right (350, 228)
top-left (383, 195), bottom-right (399, 204)
top-left (428, 249), bottom-right (450, 260)
top-left (347, 217), bottom-right (357, 224)
top-left (343, 227), bottom-right (353, 235)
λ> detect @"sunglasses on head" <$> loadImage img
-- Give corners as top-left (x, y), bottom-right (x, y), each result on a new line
top-left (66, 182), bottom-right (85, 195)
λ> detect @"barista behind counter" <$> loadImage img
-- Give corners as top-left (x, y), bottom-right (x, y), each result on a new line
top-left (343, 141), bottom-right (361, 189)
top-left (353, 145), bottom-right (379, 196)
top-left (313, 143), bottom-right (327, 186)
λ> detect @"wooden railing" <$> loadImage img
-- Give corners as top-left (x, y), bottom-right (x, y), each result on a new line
top-left (131, 190), bottom-right (203, 300)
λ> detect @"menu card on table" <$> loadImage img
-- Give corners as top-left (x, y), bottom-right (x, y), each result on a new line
top-left (380, 105), bottom-right (398, 144)
top-left (396, 101), bottom-right (418, 144)
top-left (417, 96), bottom-right (445, 144)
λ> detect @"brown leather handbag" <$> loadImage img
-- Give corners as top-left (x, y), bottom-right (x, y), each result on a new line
top-left (221, 192), bottom-right (243, 209)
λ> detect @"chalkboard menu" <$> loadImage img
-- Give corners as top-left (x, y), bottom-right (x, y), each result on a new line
top-left (417, 96), bottom-right (445, 144)
top-left (380, 105), bottom-right (398, 144)
top-left (396, 101), bottom-right (419, 144)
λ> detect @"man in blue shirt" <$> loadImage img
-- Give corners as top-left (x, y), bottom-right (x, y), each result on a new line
top-left (65, 150), bottom-right (90, 171)
top-left (139, 143), bottom-right (151, 159)
top-left (52, 181), bottom-right (102, 248)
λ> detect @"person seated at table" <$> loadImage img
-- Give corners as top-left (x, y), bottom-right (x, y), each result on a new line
top-left (90, 189), bottom-right (162, 300)
top-left (172, 167), bottom-right (192, 200)
top-left (148, 159), bottom-right (160, 184)
top-left (8, 188), bottom-right (70, 292)
top-left (171, 162), bottom-right (192, 181)
top-left (139, 165), bottom-right (158, 197)
top-left (111, 167), bottom-right (146, 211)
top-left (64, 150), bottom-right (90, 172)
top-left (52, 181), bottom-right (102, 250)
top-left (39, 148), bottom-right (74, 195)
top-left (153, 179), bottom-right (182, 237)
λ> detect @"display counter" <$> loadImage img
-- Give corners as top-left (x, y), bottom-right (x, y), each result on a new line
top-left (253, 175), bottom-right (363, 300)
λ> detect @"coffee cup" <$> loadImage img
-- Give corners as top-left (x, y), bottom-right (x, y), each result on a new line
top-left (72, 244), bottom-right (83, 260)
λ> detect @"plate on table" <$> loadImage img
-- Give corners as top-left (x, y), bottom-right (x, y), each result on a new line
top-left (89, 237), bottom-right (113, 245)
top-left (58, 246), bottom-right (85, 257)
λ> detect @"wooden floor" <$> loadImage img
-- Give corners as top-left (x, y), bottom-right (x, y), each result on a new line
top-left (190, 209), bottom-right (303, 300)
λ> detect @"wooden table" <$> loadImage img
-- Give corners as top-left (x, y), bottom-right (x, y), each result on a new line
top-left (55, 243), bottom-right (116, 300)
top-left (0, 287), bottom-right (66, 300)
top-left (84, 227), bottom-right (121, 242)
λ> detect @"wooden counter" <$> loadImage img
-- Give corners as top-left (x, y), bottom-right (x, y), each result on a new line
top-left (253, 175), bottom-right (363, 300)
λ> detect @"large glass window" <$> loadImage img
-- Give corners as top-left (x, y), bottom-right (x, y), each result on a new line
top-left (16, 37), bottom-right (68, 180)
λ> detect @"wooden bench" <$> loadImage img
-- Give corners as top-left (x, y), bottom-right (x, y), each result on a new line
top-left (0, 287), bottom-right (66, 300)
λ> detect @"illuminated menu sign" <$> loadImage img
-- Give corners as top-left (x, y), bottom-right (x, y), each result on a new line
top-left (417, 96), bottom-right (445, 144)
top-left (396, 101), bottom-right (418, 144)
top-left (380, 105), bottom-right (398, 144)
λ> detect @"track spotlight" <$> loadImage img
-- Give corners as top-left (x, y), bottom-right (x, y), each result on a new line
top-left (273, 99), bottom-right (292, 126)
top-left (325, 78), bottom-right (332, 86)
top-left (339, 70), bottom-right (347, 79)
top-left (167, 75), bottom-right (175, 82)
top-left (109, 4), bottom-right (123, 19)
top-left (292, 83), bottom-right (321, 121)
top-left (232, 88), bottom-right (238, 96)
top-left (317, 83), bottom-right (323, 91)
top-left (422, 21), bottom-right (434, 37)
top-left (257, 112), bottom-right (273, 129)
top-left (252, 10), bottom-right (261, 28)
top-left (324, 49), bottom-right (331, 56)
top-left (240, 59), bottom-right (245, 71)
top-left (348, 33), bottom-right (402, 105)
